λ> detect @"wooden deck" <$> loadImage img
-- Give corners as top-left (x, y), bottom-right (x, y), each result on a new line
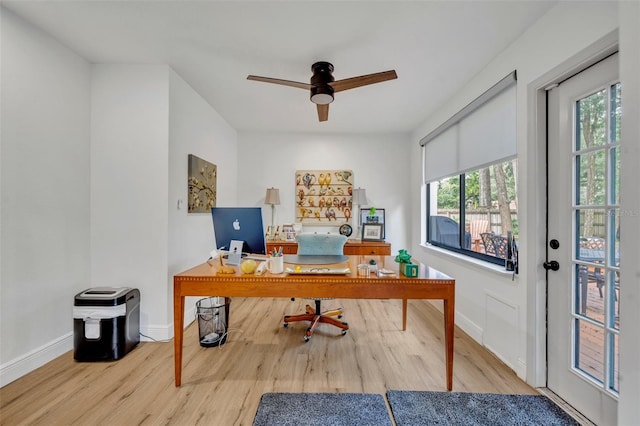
top-left (577, 273), bottom-right (620, 390)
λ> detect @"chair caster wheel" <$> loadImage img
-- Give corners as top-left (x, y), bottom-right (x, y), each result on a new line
top-left (304, 336), bottom-right (310, 342)
top-left (338, 315), bottom-right (343, 319)
top-left (341, 330), bottom-right (348, 336)
top-left (283, 323), bottom-right (289, 328)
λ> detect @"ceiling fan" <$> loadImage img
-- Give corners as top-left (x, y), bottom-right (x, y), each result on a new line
top-left (247, 61), bottom-right (397, 122)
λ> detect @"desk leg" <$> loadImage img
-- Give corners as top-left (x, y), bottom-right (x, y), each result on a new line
top-left (402, 298), bottom-right (407, 331)
top-left (444, 295), bottom-right (455, 391)
top-left (174, 289), bottom-right (185, 387)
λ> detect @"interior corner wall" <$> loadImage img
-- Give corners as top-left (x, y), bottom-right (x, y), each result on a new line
top-left (409, 1), bottom-right (619, 381)
top-left (0, 8), bottom-right (91, 386)
top-left (168, 69), bottom-right (238, 327)
top-left (617, 0), bottom-right (640, 422)
top-left (236, 132), bottom-right (412, 251)
top-left (90, 65), bottom-right (170, 339)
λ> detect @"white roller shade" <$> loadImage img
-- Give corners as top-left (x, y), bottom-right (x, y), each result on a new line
top-left (423, 125), bottom-right (458, 182)
top-left (422, 71), bottom-right (517, 182)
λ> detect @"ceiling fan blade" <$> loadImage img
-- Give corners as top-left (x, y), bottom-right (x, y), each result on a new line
top-left (330, 70), bottom-right (397, 93)
top-left (317, 104), bottom-right (329, 122)
top-left (247, 75), bottom-right (311, 90)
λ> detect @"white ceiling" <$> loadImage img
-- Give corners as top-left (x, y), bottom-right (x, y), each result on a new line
top-left (3, 0), bottom-right (557, 134)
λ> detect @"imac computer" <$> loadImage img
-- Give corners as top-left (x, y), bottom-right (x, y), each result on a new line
top-left (210, 207), bottom-right (266, 256)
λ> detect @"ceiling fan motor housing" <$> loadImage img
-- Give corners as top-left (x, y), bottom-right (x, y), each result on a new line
top-left (310, 61), bottom-right (335, 104)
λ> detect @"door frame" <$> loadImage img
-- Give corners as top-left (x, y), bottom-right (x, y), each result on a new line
top-left (525, 30), bottom-right (619, 388)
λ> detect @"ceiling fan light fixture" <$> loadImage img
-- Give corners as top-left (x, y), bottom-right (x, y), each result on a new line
top-left (310, 85), bottom-right (334, 105)
top-left (310, 93), bottom-right (334, 105)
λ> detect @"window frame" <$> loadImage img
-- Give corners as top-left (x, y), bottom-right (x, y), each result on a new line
top-left (426, 160), bottom-right (517, 267)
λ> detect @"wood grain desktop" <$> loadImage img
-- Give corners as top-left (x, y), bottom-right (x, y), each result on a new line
top-left (173, 255), bottom-right (455, 390)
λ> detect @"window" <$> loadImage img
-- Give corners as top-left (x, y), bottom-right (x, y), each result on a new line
top-left (427, 159), bottom-right (518, 265)
top-left (421, 72), bottom-right (518, 266)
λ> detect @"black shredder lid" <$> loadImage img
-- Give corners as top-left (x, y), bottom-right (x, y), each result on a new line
top-left (74, 287), bottom-right (138, 306)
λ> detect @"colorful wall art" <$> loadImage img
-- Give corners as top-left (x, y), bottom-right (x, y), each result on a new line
top-left (295, 170), bottom-right (353, 225)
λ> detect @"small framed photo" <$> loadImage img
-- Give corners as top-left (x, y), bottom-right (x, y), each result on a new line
top-left (362, 223), bottom-right (384, 241)
top-left (282, 224), bottom-right (296, 242)
top-left (360, 208), bottom-right (385, 239)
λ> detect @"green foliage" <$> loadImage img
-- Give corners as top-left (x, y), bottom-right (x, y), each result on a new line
top-left (436, 176), bottom-right (460, 209)
top-left (436, 160), bottom-right (518, 210)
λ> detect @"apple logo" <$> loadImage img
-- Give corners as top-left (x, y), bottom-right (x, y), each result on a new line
top-left (233, 219), bottom-right (240, 230)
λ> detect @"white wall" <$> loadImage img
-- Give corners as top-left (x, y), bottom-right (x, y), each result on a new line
top-left (168, 69), bottom-right (238, 327)
top-left (617, 1), bottom-right (640, 422)
top-left (411, 2), bottom-right (619, 378)
top-left (237, 132), bottom-right (412, 251)
top-left (410, 2), bottom-right (640, 421)
top-left (90, 66), bottom-right (240, 340)
top-left (90, 65), bottom-right (171, 338)
top-left (1, 10), bottom-right (240, 384)
top-left (1, 8), bottom-right (91, 385)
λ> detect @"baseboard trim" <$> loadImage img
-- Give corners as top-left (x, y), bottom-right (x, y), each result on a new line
top-left (1, 308), bottom-right (199, 387)
top-left (0, 332), bottom-right (72, 388)
top-left (455, 310), bottom-right (484, 343)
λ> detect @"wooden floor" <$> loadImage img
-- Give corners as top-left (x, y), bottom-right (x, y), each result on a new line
top-left (1, 298), bottom-right (539, 425)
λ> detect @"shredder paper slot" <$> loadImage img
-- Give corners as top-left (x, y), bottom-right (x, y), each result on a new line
top-left (73, 305), bottom-right (126, 319)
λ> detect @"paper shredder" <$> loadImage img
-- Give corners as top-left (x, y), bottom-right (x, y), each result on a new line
top-left (73, 287), bottom-right (140, 361)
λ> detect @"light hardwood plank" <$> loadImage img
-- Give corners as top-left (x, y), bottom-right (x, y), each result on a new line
top-left (1, 298), bottom-right (536, 425)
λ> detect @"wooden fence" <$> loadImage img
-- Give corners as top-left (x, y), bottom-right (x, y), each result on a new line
top-left (437, 209), bottom-right (607, 238)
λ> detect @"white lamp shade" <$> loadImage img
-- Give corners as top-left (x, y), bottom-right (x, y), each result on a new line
top-left (352, 188), bottom-right (367, 205)
top-left (265, 188), bottom-right (280, 205)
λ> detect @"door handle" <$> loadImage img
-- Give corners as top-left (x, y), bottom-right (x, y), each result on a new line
top-left (543, 260), bottom-right (560, 271)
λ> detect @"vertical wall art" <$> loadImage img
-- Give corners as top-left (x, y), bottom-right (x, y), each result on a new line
top-left (295, 170), bottom-right (353, 226)
top-left (188, 154), bottom-right (217, 213)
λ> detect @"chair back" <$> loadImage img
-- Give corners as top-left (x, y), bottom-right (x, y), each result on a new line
top-left (480, 232), bottom-right (495, 255)
top-left (296, 233), bottom-right (347, 256)
top-left (491, 235), bottom-right (509, 259)
top-left (469, 219), bottom-right (489, 242)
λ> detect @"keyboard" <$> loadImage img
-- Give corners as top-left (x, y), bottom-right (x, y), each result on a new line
top-left (244, 255), bottom-right (267, 261)
top-left (285, 267), bottom-right (351, 275)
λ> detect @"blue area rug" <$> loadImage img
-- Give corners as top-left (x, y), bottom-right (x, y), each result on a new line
top-left (253, 392), bottom-right (392, 426)
top-left (387, 390), bottom-right (579, 425)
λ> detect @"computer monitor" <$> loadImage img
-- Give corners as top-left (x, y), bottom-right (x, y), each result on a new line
top-left (210, 207), bottom-right (266, 255)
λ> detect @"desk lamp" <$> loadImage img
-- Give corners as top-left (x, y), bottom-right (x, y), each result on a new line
top-left (264, 187), bottom-right (280, 240)
top-left (352, 187), bottom-right (367, 239)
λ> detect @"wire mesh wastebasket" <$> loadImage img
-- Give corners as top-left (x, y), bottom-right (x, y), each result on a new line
top-left (196, 296), bottom-right (231, 347)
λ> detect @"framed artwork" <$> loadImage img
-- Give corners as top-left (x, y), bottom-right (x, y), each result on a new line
top-left (187, 154), bottom-right (217, 213)
top-left (360, 208), bottom-right (385, 239)
top-left (282, 224), bottom-right (296, 242)
top-left (362, 223), bottom-right (384, 241)
top-left (294, 170), bottom-right (353, 226)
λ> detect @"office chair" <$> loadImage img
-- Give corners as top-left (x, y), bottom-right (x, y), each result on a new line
top-left (283, 233), bottom-right (349, 342)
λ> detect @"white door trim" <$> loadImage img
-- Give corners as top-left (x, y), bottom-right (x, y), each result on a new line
top-left (525, 30), bottom-right (619, 388)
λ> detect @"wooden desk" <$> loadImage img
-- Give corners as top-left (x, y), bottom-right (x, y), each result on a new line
top-left (173, 255), bottom-right (455, 390)
top-left (267, 240), bottom-right (391, 256)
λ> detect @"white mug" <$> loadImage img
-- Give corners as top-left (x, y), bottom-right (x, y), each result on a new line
top-left (266, 255), bottom-right (284, 274)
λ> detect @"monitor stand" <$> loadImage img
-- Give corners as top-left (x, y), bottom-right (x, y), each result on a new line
top-left (226, 240), bottom-right (244, 265)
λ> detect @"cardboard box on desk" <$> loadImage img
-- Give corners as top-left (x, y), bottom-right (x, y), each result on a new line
top-left (400, 263), bottom-right (418, 277)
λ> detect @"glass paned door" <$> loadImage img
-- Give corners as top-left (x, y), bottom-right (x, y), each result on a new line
top-left (547, 53), bottom-right (619, 425)
top-left (574, 83), bottom-right (621, 392)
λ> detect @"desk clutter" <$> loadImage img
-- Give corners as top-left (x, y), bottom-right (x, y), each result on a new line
top-left (206, 253), bottom-right (403, 277)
